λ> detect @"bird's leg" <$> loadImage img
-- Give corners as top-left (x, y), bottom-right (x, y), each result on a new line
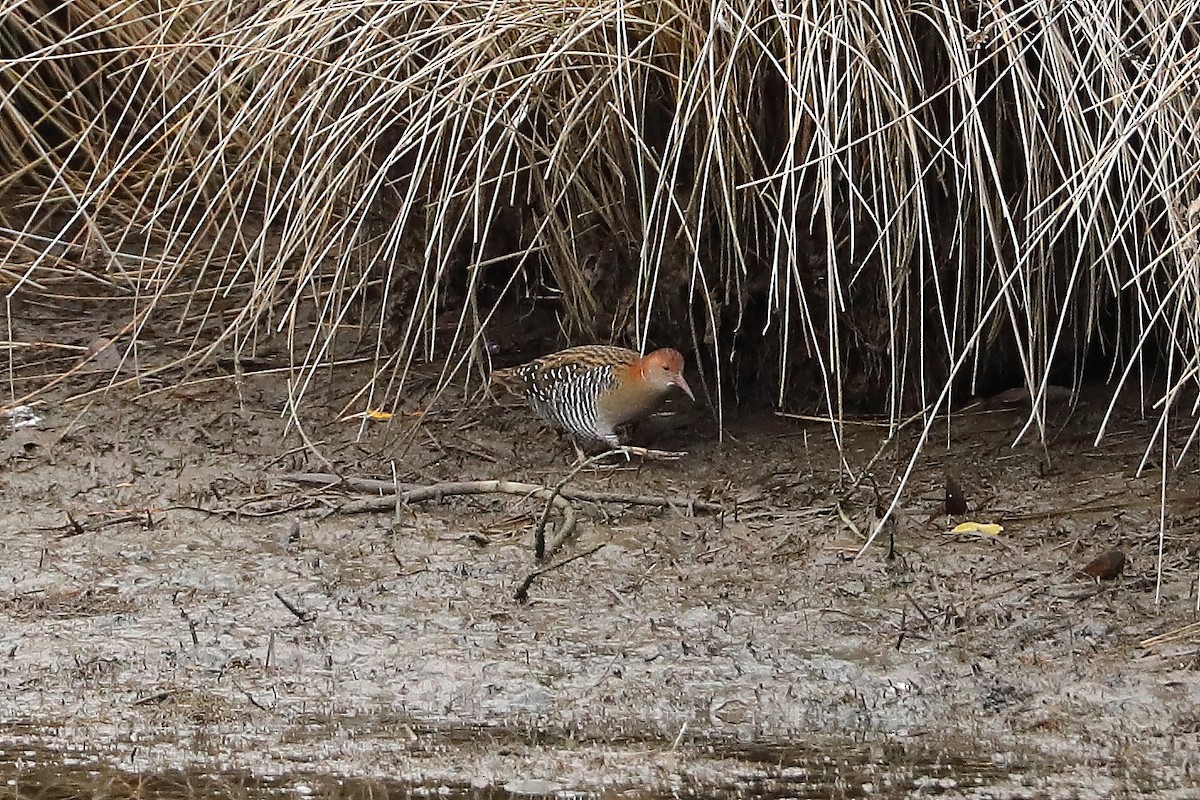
top-left (567, 440), bottom-right (615, 469)
top-left (564, 438), bottom-right (640, 470)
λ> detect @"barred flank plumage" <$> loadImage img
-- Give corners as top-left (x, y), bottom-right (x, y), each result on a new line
top-left (491, 345), bottom-right (693, 448)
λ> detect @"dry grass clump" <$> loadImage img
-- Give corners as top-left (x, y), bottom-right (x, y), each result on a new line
top-left (2, 0), bottom-right (1198, 452)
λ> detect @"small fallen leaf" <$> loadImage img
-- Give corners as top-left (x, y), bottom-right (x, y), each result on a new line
top-left (950, 521), bottom-right (1004, 536)
top-left (1081, 549), bottom-right (1126, 581)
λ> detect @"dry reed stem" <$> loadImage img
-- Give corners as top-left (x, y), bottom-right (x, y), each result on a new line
top-left (5, 0), bottom-right (1200, 589)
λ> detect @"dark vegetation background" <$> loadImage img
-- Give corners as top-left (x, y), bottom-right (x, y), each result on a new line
top-left (2, 0), bottom-right (1198, 432)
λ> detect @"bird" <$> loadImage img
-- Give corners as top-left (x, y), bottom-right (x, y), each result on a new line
top-left (490, 345), bottom-right (695, 450)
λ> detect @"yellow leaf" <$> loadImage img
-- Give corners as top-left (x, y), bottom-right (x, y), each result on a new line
top-left (341, 409), bottom-right (393, 422)
top-left (950, 521), bottom-right (1003, 536)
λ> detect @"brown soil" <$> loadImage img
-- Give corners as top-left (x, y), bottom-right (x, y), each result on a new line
top-left (2, 323), bottom-right (1199, 797)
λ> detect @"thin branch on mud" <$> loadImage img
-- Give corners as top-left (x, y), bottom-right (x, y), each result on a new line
top-left (63, 510), bottom-right (86, 538)
top-left (616, 445), bottom-right (689, 461)
top-left (273, 590), bottom-right (316, 623)
top-left (279, 472), bottom-right (725, 560)
top-left (514, 543), bottom-right (607, 603)
top-left (534, 449), bottom-right (624, 560)
top-left (282, 473), bottom-right (422, 494)
top-left (556, 488), bottom-right (724, 513)
top-left (234, 680), bottom-right (271, 711)
top-left (180, 609), bottom-right (199, 646)
top-left (903, 591), bottom-right (936, 631)
top-left (1140, 621), bottom-right (1200, 648)
top-left (343, 480), bottom-right (572, 530)
top-left (168, 501), bottom-right (315, 519)
top-left (42, 509), bottom-right (154, 539)
top-left (132, 690), bottom-right (176, 706)
top-left (280, 472), bottom-right (725, 512)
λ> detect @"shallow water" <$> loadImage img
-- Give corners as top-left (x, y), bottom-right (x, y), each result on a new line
top-left (0, 737), bottom-right (1015, 799)
top-left (1, 724), bottom-right (1188, 799)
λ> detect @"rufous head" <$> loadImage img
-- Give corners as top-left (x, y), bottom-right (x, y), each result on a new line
top-left (637, 348), bottom-right (695, 401)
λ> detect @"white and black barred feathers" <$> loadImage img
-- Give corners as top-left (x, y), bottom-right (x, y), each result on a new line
top-left (491, 345), bottom-right (638, 446)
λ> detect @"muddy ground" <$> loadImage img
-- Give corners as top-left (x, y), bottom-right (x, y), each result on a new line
top-left (2, 340), bottom-right (1200, 797)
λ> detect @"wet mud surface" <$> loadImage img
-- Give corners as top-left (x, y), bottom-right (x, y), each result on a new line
top-left (2, 358), bottom-right (1200, 797)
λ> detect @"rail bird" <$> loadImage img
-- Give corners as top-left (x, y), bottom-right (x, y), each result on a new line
top-left (490, 345), bottom-right (695, 450)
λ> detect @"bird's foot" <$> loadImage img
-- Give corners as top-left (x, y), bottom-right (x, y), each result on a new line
top-left (568, 446), bottom-right (686, 469)
top-left (570, 446), bottom-right (634, 470)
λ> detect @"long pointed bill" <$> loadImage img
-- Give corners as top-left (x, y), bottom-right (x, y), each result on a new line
top-left (674, 374), bottom-right (696, 402)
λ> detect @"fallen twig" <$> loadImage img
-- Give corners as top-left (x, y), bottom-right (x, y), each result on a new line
top-left (278, 472), bottom-right (725, 560)
top-left (616, 445), bottom-right (688, 460)
top-left (1140, 621), bottom-right (1200, 648)
top-left (317, 480), bottom-right (578, 547)
top-left (556, 487), bottom-right (723, 512)
top-left (514, 543), bottom-right (607, 603)
top-left (274, 590), bottom-right (316, 623)
top-left (280, 473), bottom-right (724, 512)
top-left (169, 501), bottom-right (317, 519)
top-left (534, 449), bottom-right (623, 560)
top-left (132, 690), bottom-right (176, 706)
top-left (234, 680), bottom-right (271, 711)
top-left (278, 473), bottom-right (422, 494)
top-left (63, 510), bottom-right (86, 538)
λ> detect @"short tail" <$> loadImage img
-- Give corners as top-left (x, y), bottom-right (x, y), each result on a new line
top-left (489, 367), bottom-right (524, 395)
